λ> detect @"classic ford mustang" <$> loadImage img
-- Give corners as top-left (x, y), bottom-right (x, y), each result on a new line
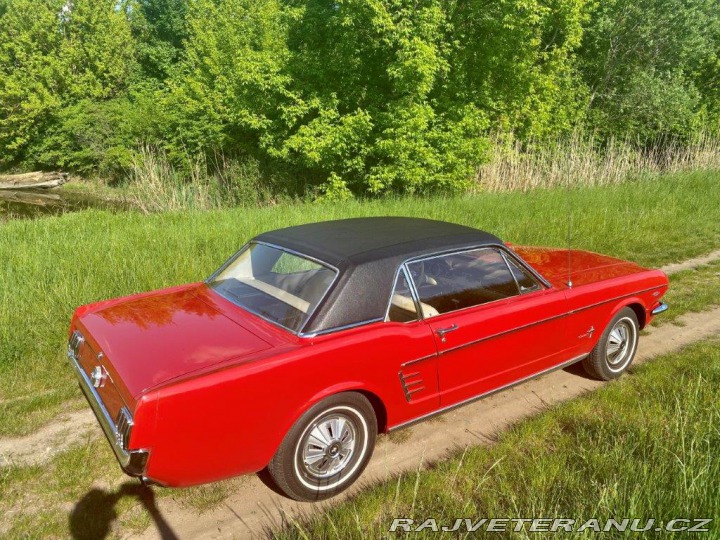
top-left (67, 217), bottom-right (669, 500)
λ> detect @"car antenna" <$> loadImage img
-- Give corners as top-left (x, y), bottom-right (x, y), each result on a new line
top-left (566, 178), bottom-right (573, 288)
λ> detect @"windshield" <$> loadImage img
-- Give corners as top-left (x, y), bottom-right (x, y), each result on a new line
top-left (209, 243), bottom-right (336, 333)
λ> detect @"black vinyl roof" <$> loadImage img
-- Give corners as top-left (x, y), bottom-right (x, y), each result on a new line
top-left (253, 217), bottom-right (504, 334)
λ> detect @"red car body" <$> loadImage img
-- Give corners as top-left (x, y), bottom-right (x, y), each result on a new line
top-left (68, 218), bottom-right (669, 489)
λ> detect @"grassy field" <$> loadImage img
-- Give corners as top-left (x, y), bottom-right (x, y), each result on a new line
top-left (1, 170), bottom-right (720, 436)
top-left (274, 340), bottom-right (720, 539)
top-left (652, 259), bottom-right (720, 326)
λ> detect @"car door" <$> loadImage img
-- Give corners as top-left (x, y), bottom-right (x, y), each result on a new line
top-left (406, 247), bottom-right (570, 408)
top-left (384, 267), bottom-right (441, 416)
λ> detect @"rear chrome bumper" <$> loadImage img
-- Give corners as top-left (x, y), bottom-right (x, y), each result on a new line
top-left (67, 344), bottom-right (148, 477)
top-left (651, 302), bottom-right (669, 315)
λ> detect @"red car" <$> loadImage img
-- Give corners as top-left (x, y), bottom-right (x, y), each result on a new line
top-left (67, 217), bottom-right (669, 500)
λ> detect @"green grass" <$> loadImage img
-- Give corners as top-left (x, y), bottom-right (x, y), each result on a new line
top-left (1, 170), bottom-right (720, 435)
top-left (655, 260), bottom-right (720, 326)
top-left (274, 340), bottom-right (720, 539)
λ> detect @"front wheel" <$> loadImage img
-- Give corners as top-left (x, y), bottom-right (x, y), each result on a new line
top-left (267, 392), bottom-right (377, 501)
top-left (582, 307), bottom-right (639, 381)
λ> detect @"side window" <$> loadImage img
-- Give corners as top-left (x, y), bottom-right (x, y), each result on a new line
top-left (504, 254), bottom-right (541, 293)
top-left (407, 248), bottom-right (519, 316)
top-left (387, 271), bottom-right (419, 323)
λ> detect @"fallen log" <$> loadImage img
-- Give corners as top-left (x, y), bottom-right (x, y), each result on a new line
top-left (0, 189), bottom-right (63, 206)
top-left (0, 171), bottom-right (68, 190)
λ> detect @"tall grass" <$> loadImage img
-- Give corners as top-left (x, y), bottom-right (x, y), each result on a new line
top-left (275, 340), bottom-right (720, 539)
top-left (478, 131), bottom-right (720, 191)
top-left (124, 134), bottom-right (720, 211)
top-left (126, 146), bottom-right (277, 213)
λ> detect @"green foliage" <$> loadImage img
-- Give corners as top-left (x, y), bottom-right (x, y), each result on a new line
top-left (0, 0), bottom-right (136, 169)
top-left (160, 0), bottom-right (291, 161)
top-left (0, 0), bottom-right (65, 162)
top-left (27, 94), bottom-right (160, 176)
top-left (0, 0), bottom-right (719, 191)
top-left (131, 0), bottom-right (189, 80)
top-left (578, 0), bottom-right (719, 142)
top-left (274, 0), bottom-right (492, 194)
top-left (444, 0), bottom-right (588, 138)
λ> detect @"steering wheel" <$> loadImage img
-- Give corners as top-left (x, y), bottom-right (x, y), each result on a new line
top-left (409, 262), bottom-right (427, 286)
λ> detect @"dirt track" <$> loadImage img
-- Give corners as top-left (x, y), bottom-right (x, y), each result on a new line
top-left (1, 251), bottom-right (719, 539)
top-left (0, 407), bottom-right (94, 467)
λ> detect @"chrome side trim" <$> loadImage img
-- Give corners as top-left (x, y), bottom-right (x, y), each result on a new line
top-left (383, 265), bottom-right (422, 323)
top-left (398, 371), bottom-right (425, 402)
top-left (569, 285), bottom-right (665, 314)
top-left (298, 317), bottom-right (384, 339)
top-left (400, 353), bottom-right (437, 368)
top-left (67, 338), bottom-right (148, 476)
top-left (388, 353), bottom-right (588, 432)
top-left (651, 302), bottom-right (668, 315)
top-left (432, 284), bottom-right (667, 355)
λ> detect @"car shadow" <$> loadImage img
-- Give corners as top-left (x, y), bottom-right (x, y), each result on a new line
top-left (563, 360), bottom-right (595, 380)
top-left (256, 468), bottom-right (286, 498)
top-left (69, 481), bottom-right (178, 540)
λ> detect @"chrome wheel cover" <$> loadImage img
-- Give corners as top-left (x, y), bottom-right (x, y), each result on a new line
top-left (606, 317), bottom-right (637, 372)
top-left (300, 413), bottom-right (357, 479)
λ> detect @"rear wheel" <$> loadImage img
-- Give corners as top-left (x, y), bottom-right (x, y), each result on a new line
top-left (582, 307), bottom-right (639, 381)
top-left (267, 392), bottom-right (377, 501)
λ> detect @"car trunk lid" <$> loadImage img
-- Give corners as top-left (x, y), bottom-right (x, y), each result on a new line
top-left (76, 283), bottom-right (273, 398)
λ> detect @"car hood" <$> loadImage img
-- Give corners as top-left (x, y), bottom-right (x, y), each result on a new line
top-left (76, 283), bottom-right (273, 398)
top-left (513, 246), bottom-right (647, 288)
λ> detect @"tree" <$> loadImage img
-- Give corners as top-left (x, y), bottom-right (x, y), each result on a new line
top-left (273, 0), bottom-right (490, 195)
top-left (131, 0), bottom-right (189, 80)
top-left (0, 0), bottom-right (137, 169)
top-left (442, 0), bottom-right (588, 140)
top-left (160, 0), bottom-right (291, 163)
top-left (578, 0), bottom-right (718, 141)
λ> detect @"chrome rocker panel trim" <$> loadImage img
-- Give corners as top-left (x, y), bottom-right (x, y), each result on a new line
top-left (67, 346), bottom-right (148, 477)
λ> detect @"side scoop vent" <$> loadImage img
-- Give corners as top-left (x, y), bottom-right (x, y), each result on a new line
top-left (398, 370), bottom-right (425, 402)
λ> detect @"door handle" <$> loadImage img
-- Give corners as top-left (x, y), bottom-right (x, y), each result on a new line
top-left (436, 324), bottom-right (459, 343)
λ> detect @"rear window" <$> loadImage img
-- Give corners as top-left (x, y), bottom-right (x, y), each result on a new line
top-left (209, 243), bottom-right (336, 333)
